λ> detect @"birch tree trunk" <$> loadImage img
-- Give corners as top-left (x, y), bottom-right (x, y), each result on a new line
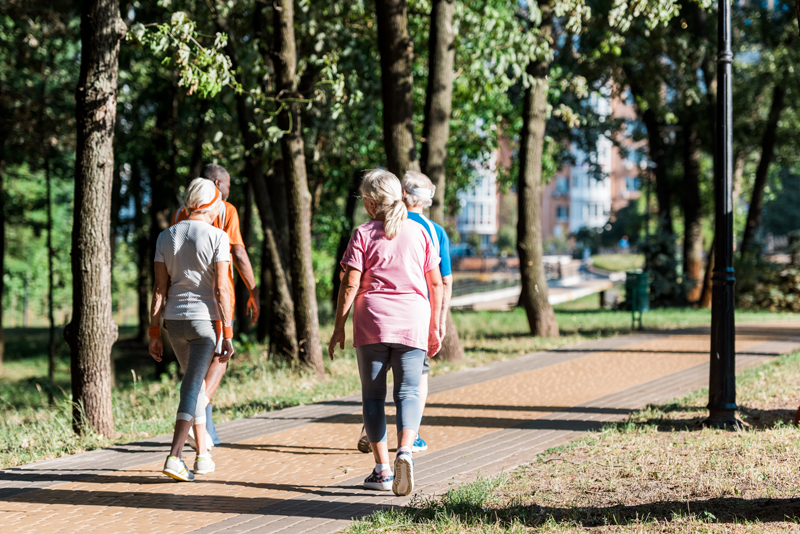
top-left (516, 3), bottom-right (558, 338)
top-left (274, 0), bottom-right (324, 376)
top-left (66, 0), bottom-right (125, 436)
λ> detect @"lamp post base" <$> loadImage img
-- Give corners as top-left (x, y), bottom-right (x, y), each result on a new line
top-left (702, 409), bottom-right (745, 430)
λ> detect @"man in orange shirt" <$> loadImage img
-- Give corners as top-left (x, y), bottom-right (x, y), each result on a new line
top-left (172, 164), bottom-right (260, 445)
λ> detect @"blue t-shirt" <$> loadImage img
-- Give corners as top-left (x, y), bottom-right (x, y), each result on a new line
top-left (408, 212), bottom-right (452, 277)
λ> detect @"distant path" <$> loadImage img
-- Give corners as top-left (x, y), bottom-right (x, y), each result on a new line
top-left (2, 322), bottom-right (800, 533)
top-left (450, 268), bottom-right (619, 310)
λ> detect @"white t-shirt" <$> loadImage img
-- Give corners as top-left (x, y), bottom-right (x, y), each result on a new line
top-left (154, 220), bottom-right (231, 321)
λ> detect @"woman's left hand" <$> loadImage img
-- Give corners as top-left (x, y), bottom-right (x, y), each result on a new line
top-left (328, 328), bottom-right (346, 360)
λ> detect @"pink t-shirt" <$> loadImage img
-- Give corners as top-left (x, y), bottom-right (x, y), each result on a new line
top-left (341, 219), bottom-right (440, 350)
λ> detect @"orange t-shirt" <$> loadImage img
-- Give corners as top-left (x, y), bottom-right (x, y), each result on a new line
top-left (171, 201), bottom-right (244, 319)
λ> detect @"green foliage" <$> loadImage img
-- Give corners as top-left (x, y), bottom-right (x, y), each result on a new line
top-left (738, 233), bottom-right (800, 312)
top-left (639, 223), bottom-right (686, 306)
top-left (128, 12), bottom-right (238, 98)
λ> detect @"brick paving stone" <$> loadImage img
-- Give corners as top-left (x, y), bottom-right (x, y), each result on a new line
top-left (1, 323), bottom-right (799, 534)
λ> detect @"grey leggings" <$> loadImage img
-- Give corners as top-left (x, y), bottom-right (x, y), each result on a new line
top-left (165, 319), bottom-right (216, 425)
top-left (357, 343), bottom-right (425, 443)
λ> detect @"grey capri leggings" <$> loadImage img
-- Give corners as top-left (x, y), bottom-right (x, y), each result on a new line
top-left (357, 343), bottom-right (425, 443)
top-left (165, 319), bottom-right (216, 425)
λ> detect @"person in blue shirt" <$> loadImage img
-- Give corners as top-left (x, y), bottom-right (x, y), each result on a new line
top-left (355, 170), bottom-right (453, 455)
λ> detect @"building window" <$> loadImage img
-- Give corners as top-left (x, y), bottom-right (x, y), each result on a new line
top-left (626, 177), bottom-right (641, 191)
top-left (594, 204), bottom-right (599, 217)
top-left (556, 206), bottom-right (568, 221)
top-left (556, 177), bottom-right (568, 194)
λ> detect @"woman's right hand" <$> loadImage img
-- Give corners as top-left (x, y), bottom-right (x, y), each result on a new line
top-left (217, 339), bottom-right (234, 363)
top-left (328, 328), bottom-right (346, 360)
top-left (149, 337), bottom-right (163, 362)
top-left (428, 329), bottom-right (441, 358)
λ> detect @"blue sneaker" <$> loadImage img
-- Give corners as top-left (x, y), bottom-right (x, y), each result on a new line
top-left (364, 470), bottom-right (393, 491)
top-left (411, 434), bottom-right (427, 452)
top-left (206, 403), bottom-right (221, 446)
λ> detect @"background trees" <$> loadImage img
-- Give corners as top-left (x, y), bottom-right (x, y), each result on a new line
top-left (3, 0), bottom-right (800, 432)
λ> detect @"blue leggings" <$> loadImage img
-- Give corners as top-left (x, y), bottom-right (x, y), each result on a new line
top-left (357, 343), bottom-right (425, 443)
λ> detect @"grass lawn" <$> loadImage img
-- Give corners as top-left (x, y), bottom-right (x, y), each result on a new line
top-left (592, 253), bottom-right (645, 272)
top-left (1, 303), bottom-right (797, 469)
top-left (345, 351), bottom-right (800, 533)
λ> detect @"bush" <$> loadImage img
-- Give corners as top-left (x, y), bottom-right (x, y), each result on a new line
top-left (737, 231), bottom-right (800, 312)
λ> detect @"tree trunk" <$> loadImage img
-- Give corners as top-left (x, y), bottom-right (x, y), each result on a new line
top-left (131, 161), bottom-right (149, 344)
top-left (46, 152), bottom-right (56, 402)
top-left (376, 0), bottom-right (420, 175)
top-left (235, 181), bottom-right (253, 335)
top-left (274, 0), bottom-right (324, 376)
top-left (257, 229), bottom-right (274, 344)
top-left (332, 171), bottom-right (364, 311)
top-left (516, 4), bottom-right (558, 338)
top-left (420, 0), bottom-right (462, 362)
top-left (216, 10), bottom-right (298, 360)
top-left (700, 152), bottom-right (743, 309)
top-left (682, 121), bottom-right (704, 303)
top-left (65, 0), bottom-right (124, 436)
top-left (421, 0), bottom-right (455, 226)
top-left (188, 98), bottom-right (210, 180)
top-left (640, 108), bottom-right (674, 235)
top-left (740, 84), bottom-right (786, 256)
top-left (0, 147), bottom-right (5, 370)
top-left (699, 237), bottom-right (714, 308)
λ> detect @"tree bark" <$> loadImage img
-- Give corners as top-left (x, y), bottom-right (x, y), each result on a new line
top-left (65, 0), bottom-right (124, 436)
top-left (682, 121), bottom-right (704, 303)
top-left (516, 3), bottom-right (558, 338)
top-left (376, 0), bottom-right (420, 175)
top-left (0, 142), bottom-right (6, 370)
top-left (421, 0), bottom-right (455, 226)
top-left (640, 107), bottom-right (673, 235)
top-left (235, 180), bottom-right (253, 335)
top-left (274, 0), bottom-right (324, 376)
top-left (46, 151), bottom-right (56, 402)
top-left (332, 171), bottom-right (364, 311)
top-left (131, 160), bottom-right (150, 344)
top-left (420, 0), bottom-right (462, 361)
top-left (188, 98), bottom-right (210, 180)
top-left (216, 9), bottom-right (298, 360)
top-left (740, 84), bottom-right (786, 256)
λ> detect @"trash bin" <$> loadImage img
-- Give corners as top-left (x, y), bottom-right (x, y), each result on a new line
top-left (625, 270), bottom-right (650, 330)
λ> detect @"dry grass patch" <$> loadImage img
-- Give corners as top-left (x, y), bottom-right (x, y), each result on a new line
top-left (346, 352), bottom-right (800, 533)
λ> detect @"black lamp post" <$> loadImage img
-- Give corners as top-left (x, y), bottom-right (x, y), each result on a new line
top-left (706, 0), bottom-right (739, 428)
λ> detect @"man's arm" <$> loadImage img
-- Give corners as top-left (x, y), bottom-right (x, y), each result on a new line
top-left (439, 274), bottom-right (453, 338)
top-left (231, 244), bottom-right (260, 325)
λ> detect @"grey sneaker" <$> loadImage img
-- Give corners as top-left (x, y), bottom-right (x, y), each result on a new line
top-left (193, 454), bottom-right (215, 475)
top-left (393, 451), bottom-right (414, 496)
top-left (163, 455), bottom-right (194, 482)
top-left (187, 427), bottom-right (215, 451)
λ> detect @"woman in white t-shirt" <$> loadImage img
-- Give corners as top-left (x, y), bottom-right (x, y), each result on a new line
top-left (149, 178), bottom-right (234, 482)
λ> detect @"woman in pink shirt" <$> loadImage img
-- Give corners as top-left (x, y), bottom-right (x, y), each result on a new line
top-left (329, 169), bottom-right (443, 496)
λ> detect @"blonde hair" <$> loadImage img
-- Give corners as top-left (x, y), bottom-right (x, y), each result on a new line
top-left (402, 171), bottom-right (436, 209)
top-left (184, 178), bottom-right (221, 214)
top-left (361, 169), bottom-right (407, 239)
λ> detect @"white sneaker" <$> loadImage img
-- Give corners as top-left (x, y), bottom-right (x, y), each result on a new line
top-left (193, 454), bottom-right (215, 475)
top-left (393, 451), bottom-right (414, 496)
top-left (187, 427), bottom-right (215, 451)
top-left (163, 455), bottom-right (194, 482)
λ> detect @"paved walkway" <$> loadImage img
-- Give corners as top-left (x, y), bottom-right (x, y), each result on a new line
top-left (2, 322), bottom-right (800, 534)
